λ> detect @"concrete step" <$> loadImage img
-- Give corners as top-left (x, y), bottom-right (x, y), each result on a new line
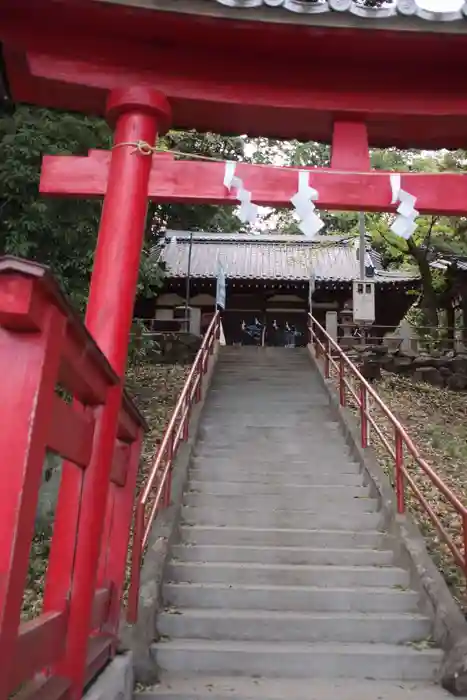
top-left (199, 421), bottom-right (343, 434)
top-left (180, 507), bottom-right (382, 530)
top-left (188, 470), bottom-right (364, 486)
top-left (182, 493), bottom-right (378, 512)
top-left (166, 561), bottom-right (408, 588)
top-left (193, 448), bottom-right (356, 461)
top-left (163, 583), bottom-right (420, 614)
top-left (171, 544), bottom-right (394, 567)
top-left (158, 609), bottom-right (431, 645)
top-left (194, 438), bottom-right (351, 451)
top-left (152, 640), bottom-right (442, 680)
top-left (178, 526), bottom-right (390, 550)
top-left (190, 457), bottom-right (360, 473)
top-left (137, 676), bottom-right (451, 700)
top-left (186, 482), bottom-right (367, 497)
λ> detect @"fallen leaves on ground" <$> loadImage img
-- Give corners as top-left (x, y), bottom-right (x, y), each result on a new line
top-left (123, 362), bottom-right (190, 603)
top-left (126, 363), bottom-right (191, 493)
top-left (344, 371), bottom-right (467, 611)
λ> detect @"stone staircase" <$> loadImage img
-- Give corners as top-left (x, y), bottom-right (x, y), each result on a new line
top-left (143, 347), bottom-right (450, 699)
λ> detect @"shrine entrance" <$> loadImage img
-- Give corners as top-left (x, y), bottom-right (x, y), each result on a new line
top-left (3, 2), bottom-right (467, 698)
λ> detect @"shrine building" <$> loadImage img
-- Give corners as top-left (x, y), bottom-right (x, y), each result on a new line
top-left (135, 231), bottom-right (419, 346)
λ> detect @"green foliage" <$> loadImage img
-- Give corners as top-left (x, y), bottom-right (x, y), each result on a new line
top-left (0, 106), bottom-right (112, 310)
top-left (0, 108), bottom-right (245, 311)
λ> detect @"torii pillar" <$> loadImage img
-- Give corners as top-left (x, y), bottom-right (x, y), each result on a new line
top-left (86, 85), bottom-right (171, 374)
top-left (41, 86), bottom-right (171, 694)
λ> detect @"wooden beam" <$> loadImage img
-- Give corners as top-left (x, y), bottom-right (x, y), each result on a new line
top-left (41, 150), bottom-right (467, 216)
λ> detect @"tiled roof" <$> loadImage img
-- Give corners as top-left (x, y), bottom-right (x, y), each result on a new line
top-left (210, 1), bottom-right (467, 22)
top-left (159, 232), bottom-right (419, 283)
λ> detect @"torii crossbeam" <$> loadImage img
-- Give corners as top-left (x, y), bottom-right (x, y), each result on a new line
top-left (41, 123), bottom-right (467, 217)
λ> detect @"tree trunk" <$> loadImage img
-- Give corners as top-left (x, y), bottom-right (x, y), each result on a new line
top-left (406, 239), bottom-right (438, 330)
top-left (446, 304), bottom-right (455, 350)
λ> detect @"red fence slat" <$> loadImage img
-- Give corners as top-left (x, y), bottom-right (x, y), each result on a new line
top-left (10, 611), bottom-right (68, 694)
top-left (110, 441), bottom-right (130, 486)
top-left (90, 587), bottom-right (111, 630)
top-left (47, 395), bottom-right (95, 468)
top-left (0, 258), bottom-right (147, 700)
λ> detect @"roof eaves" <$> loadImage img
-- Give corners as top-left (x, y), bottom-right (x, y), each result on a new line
top-left (209, 1), bottom-right (467, 24)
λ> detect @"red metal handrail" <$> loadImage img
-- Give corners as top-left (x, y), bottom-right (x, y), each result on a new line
top-left (128, 310), bottom-right (220, 622)
top-left (309, 313), bottom-right (467, 579)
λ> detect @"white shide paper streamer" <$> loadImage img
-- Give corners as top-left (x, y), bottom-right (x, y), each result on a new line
top-left (290, 171), bottom-right (324, 238)
top-left (224, 162), bottom-right (259, 226)
top-left (390, 173), bottom-right (419, 240)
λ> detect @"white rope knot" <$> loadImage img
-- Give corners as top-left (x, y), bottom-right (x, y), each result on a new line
top-left (113, 140), bottom-right (157, 156)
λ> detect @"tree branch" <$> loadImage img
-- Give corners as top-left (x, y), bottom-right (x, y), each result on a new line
top-left (422, 215), bottom-right (438, 261)
top-left (376, 227), bottom-right (407, 255)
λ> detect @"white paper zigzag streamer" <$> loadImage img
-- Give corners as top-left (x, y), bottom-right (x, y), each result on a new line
top-left (290, 171), bottom-right (324, 238)
top-left (390, 174), bottom-right (419, 240)
top-left (224, 162), bottom-right (259, 226)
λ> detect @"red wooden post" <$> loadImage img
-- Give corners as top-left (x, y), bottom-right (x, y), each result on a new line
top-left (45, 86), bottom-right (171, 698)
top-left (101, 427), bottom-right (145, 635)
top-left (395, 431), bottom-right (405, 514)
top-left (0, 273), bottom-right (65, 700)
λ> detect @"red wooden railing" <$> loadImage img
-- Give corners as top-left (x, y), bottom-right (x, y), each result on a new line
top-left (309, 313), bottom-right (467, 580)
top-left (0, 258), bottom-right (146, 700)
top-left (128, 310), bottom-right (220, 623)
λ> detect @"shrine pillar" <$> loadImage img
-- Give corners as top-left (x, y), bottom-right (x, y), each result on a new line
top-left (44, 86), bottom-right (171, 698)
top-left (87, 85), bottom-right (171, 372)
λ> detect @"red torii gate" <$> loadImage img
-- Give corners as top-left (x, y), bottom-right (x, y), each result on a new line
top-left (40, 91), bottom-right (467, 366)
top-left (41, 101), bottom-right (467, 346)
top-left (29, 84), bottom-right (467, 700)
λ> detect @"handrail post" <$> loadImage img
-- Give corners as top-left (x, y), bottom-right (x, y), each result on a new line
top-left (395, 431), bottom-right (405, 514)
top-left (164, 437), bottom-right (173, 508)
top-left (324, 338), bottom-right (331, 378)
top-left (182, 394), bottom-right (189, 441)
top-left (339, 355), bottom-right (346, 406)
top-left (360, 383), bottom-right (368, 448)
top-left (128, 502), bottom-right (145, 623)
top-left (315, 323), bottom-right (320, 359)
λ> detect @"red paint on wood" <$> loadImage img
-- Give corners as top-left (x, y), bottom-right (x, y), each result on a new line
top-left (110, 442), bottom-right (130, 487)
top-left (41, 151), bottom-right (467, 217)
top-left (331, 122), bottom-right (371, 172)
top-left (13, 674), bottom-right (72, 700)
top-left (117, 404), bottom-right (140, 443)
top-left (101, 429), bottom-right (144, 634)
top-left (48, 395), bottom-right (95, 468)
top-left (52, 87), bottom-right (168, 699)
top-left (59, 331), bottom-right (117, 406)
top-left (10, 611), bottom-right (68, 695)
top-left (0, 276), bottom-right (44, 331)
top-left (90, 587), bottom-right (111, 630)
top-left (84, 636), bottom-right (113, 688)
top-left (8, 42), bottom-right (467, 149)
top-left (0, 301), bottom-right (66, 699)
top-left (3, 0), bottom-right (467, 147)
